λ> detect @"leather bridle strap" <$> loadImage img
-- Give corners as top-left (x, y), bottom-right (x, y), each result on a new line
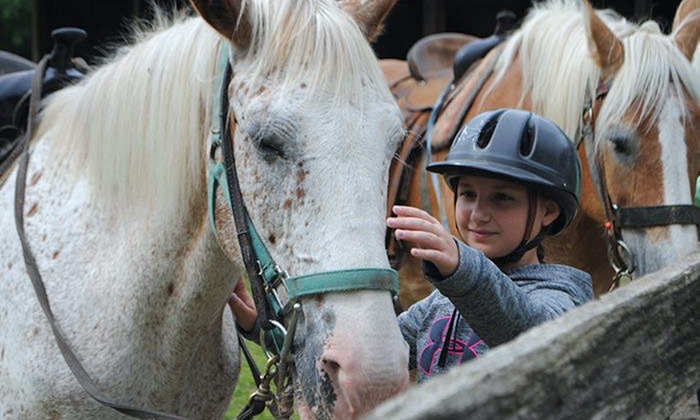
top-left (216, 60), bottom-right (276, 333)
top-left (14, 57), bottom-right (190, 420)
top-left (616, 205), bottom-right (700, 228)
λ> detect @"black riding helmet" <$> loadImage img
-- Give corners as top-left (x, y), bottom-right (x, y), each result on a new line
top-left (428, 108), bottom-right (581, 236)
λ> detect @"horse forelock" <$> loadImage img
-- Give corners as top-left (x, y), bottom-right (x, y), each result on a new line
top-left (237, 0), bottom-right (391, 104)
top-left (596, 27), bottom-right (700, 142)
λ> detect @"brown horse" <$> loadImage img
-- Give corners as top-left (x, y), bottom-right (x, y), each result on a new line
top-left (384, 0), bottom-right (700, 308)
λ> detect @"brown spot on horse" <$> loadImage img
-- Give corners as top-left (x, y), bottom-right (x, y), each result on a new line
top-left (27, 203), bottom-right (38, 217)
top-left (31, 171), bottom-right (42, 186)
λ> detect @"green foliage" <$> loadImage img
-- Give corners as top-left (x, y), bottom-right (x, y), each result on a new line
top-left (0, 0), bottom-right (32, 57)
top-left (226, 342), bottom-right (299, 420)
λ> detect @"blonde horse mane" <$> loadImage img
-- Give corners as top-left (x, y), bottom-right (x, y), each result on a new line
top-left (490, 0), bottom-right (700, 143)
top-left (238, 0), bottom-right (389, 100)
top-left (39, 1), bottom-right (388, 219)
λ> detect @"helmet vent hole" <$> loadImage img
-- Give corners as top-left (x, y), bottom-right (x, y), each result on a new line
top-left (477, 120), bottom-right (497, 148)
top-left (520, 127), bottom-right (534, 156)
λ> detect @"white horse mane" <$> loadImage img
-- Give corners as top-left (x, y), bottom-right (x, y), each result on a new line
top-left (239, 0), bottom-right (389, 100)
top-left (491, 0), bottom-right (700, 143)
top-left (39, 0), bottom-right (387, 219)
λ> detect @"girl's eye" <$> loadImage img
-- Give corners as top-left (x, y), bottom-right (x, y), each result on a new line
top-left (493, 193), bottom-right (514, 202)
top-left (460, 190), bottom-right (476, 199)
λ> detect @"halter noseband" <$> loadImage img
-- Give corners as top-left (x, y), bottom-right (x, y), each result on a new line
top-left (579, 77), bottom-right (700, 289)
top-left (206, 48), bottom-right (399, 419)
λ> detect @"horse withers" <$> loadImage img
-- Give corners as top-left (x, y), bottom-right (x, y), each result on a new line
top-left (0, 1), bottom-right (408, 419)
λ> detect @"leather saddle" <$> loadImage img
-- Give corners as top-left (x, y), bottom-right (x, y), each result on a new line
top-left (382, 32), bottom-right (475, 118)
top-left (0, 51), bottom-right (34, 76)
top-left (0, 28), bottom-right (88, 178)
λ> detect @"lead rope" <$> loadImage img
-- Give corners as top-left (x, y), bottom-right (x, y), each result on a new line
top-left (14, 56), bottom-right (191, 420)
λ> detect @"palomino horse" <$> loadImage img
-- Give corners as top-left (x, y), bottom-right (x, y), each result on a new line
top-left (386, 0), bottom-right (700, 305)
top-left (0, 1), bottom-right (408, 419)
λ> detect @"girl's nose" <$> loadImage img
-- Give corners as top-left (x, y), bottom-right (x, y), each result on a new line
top-left (470, 199), bottom-right (491, 223)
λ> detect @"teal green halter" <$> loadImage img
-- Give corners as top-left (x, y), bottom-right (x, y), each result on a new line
top-left (207, 48), bottom-right (399, 353)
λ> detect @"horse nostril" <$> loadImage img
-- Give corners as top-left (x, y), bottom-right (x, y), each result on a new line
top-left (322, 358), bottom-right (340, 376)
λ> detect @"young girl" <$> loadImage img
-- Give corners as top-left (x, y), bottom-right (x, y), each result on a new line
top-left (386, 108), bottom-right (593, 382)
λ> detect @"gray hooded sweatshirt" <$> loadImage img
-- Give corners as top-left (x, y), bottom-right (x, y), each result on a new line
top-left (398, 241), bottom-right (593, 383)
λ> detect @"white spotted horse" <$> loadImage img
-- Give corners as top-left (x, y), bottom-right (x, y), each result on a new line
top-left (0, 1), bottom-right (410, 419)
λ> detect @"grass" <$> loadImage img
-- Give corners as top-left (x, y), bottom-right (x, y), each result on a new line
top-left (225, 341), bottom-right (300, 420)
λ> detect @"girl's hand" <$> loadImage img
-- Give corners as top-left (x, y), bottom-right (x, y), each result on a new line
top-left (386, 205), bottom-right (459, 278)
top-left (228, 277), bottom-right (257, 332)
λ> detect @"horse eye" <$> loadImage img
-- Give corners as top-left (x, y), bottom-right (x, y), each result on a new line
top-left (257, 135), bottom-right (286, 161)
top-left (609, 136), bottom-right (629, 155)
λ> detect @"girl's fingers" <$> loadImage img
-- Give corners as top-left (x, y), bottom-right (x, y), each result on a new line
top-left (389, 220), bottom-right (451, 247)
top-left (395, 229), bottom-right (450, 251)
top-left (391, 205), bottom-right (436, 223)
top-left (229, 293), bottom-right (258, 331)
top-left (387, 216), bottom-right (430, 232)
top-left (410, 247), bottom-right (459, 278)
top-left (233, 277), bottom-right (256, 309)
top-left (387, 214), bottom-right (445, 235)
top-left (409, 248), bottom-right (449, 267)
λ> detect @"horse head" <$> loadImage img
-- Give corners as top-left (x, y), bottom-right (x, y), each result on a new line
top-left (191, 0), bottom-right (408, 418)
top-left (580, 0), bottom-right (700, 278)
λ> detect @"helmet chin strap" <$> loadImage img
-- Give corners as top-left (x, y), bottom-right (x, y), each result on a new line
top-left (490, 190), bottom-right (548, 268)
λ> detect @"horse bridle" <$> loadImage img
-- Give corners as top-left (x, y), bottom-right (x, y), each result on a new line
top-left (13, 48), bottom-right (399, 420)
top-left (207, 48), bottom-right (400, 419)
top-left (579, 78), bottom-right (700, 289)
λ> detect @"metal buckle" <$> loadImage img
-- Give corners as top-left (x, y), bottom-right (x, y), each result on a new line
top-left (608, 238), bottom-right (635, 276)
top-left (258, 262), bottom-right (290, 313)
top-left (581, 106), bottom-right (593, 136)
top-left (260, 320), bottom-right (287, 359)
top-left (209, 136), bottom-right (221, 161)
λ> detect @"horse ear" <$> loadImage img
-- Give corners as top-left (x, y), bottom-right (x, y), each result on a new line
top-left (190, 0), bottom-right (251, 48)
top-left (672, 0), bottom-right (700, 61)
top-left (581, 0), bottom-right (624, 79)
top-left (339, 0), bottom-right (399, 42)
